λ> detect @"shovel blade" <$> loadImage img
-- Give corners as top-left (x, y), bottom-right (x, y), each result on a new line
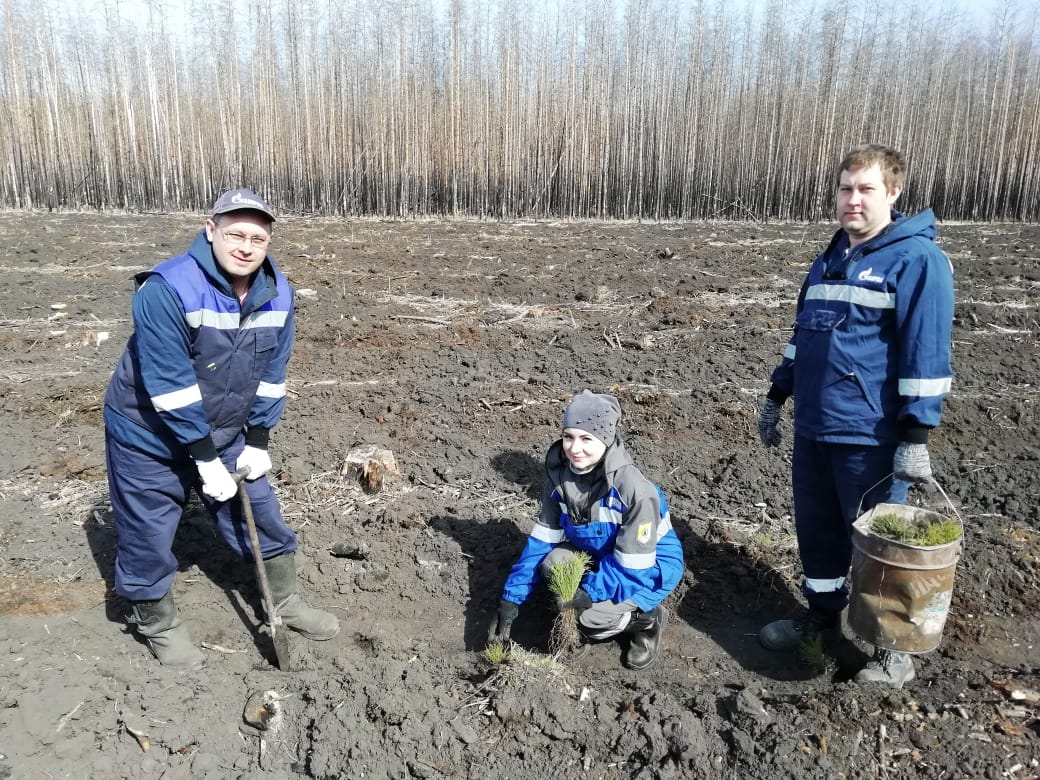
top-left (271, 626), bottom-right (291, 671)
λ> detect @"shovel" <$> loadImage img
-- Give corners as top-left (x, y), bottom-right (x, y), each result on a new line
top-left (235, 468), bottom-right (291, 670)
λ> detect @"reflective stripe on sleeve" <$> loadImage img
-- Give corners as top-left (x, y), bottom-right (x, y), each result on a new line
top-left (614, 549), bottom-right (656, 570)
top-left (151, 384), bottom-right (203, 412)
top-left (656, 513), bottom-right (674, 540)
top-left (257, 381), bottom-right (286, 399)
top-left (899, 377), bottom-right (951, 397)
top-left (530, 524), bottom-right (565, 544)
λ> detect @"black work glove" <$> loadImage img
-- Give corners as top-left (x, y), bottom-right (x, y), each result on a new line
top-left (487, 599), bottom-right (519, 644)
top-left (554, 588), bottom-right (593, 614)
top-left (758, 398), bottom-right (783, 447)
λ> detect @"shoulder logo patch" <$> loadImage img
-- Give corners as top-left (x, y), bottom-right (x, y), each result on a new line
top-left (636, 522), bottom-right (652, 543)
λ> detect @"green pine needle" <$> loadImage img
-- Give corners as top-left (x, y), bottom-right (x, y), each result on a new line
top-left (798, 635), bottom-right (828, 675)
top-left (545, 552), bottom-right (592, 599)
top-left (870, 513), bottom-right (960, 546)
top-left (484, 641), bottom-right (510, 665)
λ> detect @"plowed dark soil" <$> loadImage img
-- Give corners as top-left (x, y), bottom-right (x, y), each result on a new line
top-left (0, 213), bottom-right (1037, 779)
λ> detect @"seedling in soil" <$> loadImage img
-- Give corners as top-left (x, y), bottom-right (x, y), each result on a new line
top-left (870, 513), bottom-right (961, 546)
top-left (509, 645), bottom-right (567, 676)
top-left (475, 644), bottom-right (568, 706)
top-left (546, 552), bottom-right (592, 657)
top-left (484, 641), bottom-right (510, 665)
top-left (798, 635), bottom-right (828, 675)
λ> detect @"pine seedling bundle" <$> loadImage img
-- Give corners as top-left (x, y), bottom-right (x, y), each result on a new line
top-left (546, 552), bottom-right (592, 657)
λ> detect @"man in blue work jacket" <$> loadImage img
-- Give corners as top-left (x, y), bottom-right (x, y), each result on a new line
top-left (104, 188), bottom-right (338, 670)
top-left (756, 145), bottom-right (954, 687)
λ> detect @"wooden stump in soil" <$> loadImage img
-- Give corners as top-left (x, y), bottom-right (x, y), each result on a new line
top-left (342, 445), bottom-right (399, 493)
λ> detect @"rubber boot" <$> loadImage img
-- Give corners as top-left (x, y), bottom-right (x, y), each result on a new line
top-left (129, 591), bottom-right (205, 671)
top-left (264, 553), bottom-right (340, 640)
top-left (622, 606), bottom-right (668, 670)
top-left (759, 608), bottom-right (842, 652)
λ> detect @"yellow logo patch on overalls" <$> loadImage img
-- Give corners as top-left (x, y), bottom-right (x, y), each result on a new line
top-left (636, 522), bottom-right (652, 543)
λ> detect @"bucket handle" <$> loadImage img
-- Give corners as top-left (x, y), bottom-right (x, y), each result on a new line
top-left (856, 474), bottom-right (965, 540)
top-left (928, 478), bottom-right (964, 528)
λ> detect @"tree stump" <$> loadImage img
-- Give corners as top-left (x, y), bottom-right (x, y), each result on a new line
top-left (342, 446), bottom-right (400, 494)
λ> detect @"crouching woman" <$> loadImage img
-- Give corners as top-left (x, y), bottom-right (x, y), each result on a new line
top-left (488, 390), bottom-right (684, 670)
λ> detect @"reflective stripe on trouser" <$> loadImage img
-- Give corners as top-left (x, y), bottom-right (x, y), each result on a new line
top-left (538, 545), bottom-right (638, 640)
top-left (791, 435), bottom-right (908, 614)
top-left (106, 429), bottom-right (297, 601)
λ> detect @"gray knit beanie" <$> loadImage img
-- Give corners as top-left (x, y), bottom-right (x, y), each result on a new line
top-left (562, 390), bottom-right (622, 446)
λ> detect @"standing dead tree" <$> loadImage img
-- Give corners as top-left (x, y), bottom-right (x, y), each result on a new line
top-left (0, 0), bottom-right (1037, 220)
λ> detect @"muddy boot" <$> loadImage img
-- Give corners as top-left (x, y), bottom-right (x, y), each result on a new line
top-left (758, 608), bottom-right (841, 652)
top-left (622, 606), bottom-right (668, 670)
top-left (129, 591), bottom-right (205, 671)
top-left (855, 649), bottom-right (916, 688)
top-left (264, 553), bottom-right (340, 640)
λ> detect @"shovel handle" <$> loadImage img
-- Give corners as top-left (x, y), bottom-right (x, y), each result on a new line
top-left (237, 478), bottom-right (283, 631)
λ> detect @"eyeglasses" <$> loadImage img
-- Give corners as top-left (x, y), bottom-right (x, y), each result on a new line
top-left (220, 230), bottom-right (271, 248)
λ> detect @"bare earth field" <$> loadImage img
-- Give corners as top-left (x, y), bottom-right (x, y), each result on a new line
top-left (0, 213), bottom-right (1037, 779)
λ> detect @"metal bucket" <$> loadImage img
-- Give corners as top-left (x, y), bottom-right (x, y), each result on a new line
top-left (848, 502), bottom-right (961, 654)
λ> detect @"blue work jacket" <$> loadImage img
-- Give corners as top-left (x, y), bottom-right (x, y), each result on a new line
top-left (502, 438), bottom-right (684, 612)
top-left (770, 210), bottom-right (954, 445)
top-left (104, 231), bottom-right (294, 460)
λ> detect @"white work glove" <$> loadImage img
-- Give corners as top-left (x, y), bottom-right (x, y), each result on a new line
top-left (758, 398), bottom-right (783, 447)
top-left (195, 458), bottom-right (238, 501)
top-left (235, 445), bottom-right (272, 481)
top-left (893, 442), bottom-right (932, 483)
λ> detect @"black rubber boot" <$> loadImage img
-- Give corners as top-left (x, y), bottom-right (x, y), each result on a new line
top-left (623, 606), bottom-right (668, 670)
top-left (129, 591), bottom-right (205, 671)
top-left (264, 553), bottom-right (339, 640)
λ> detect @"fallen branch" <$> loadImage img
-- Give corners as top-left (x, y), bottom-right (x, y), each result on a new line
top-left (987, 323), bottom-right (1031, 334)
top-left (702, 193), bottom-right (763, 222)
top-left (390, 314), bottom-right (451, 326)
top-left (877, 723), bottom-right (888, 776)
top-left (200, 642), bottom-right (240, 654)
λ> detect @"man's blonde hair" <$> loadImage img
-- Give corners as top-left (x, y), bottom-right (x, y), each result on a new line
top-left (838, 144), bottom-right (905, 191)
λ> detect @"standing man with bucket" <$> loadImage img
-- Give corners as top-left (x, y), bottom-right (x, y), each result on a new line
top-left (104, 188), bottom-right (339, 670)
top-left (756, 144), bottom-right (955, 687)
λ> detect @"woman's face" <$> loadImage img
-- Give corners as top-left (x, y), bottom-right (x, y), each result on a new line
top-left (562, 427), bottom-right (607, 471)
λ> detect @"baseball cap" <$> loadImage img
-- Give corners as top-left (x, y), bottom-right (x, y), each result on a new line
top-left (211, 188), bottom-right (276, 222)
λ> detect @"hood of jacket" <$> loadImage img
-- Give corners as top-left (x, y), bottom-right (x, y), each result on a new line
top-left (824, 208), bottom-right (938, 257)
top-left (864, 208), bottom-right (937, 253)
